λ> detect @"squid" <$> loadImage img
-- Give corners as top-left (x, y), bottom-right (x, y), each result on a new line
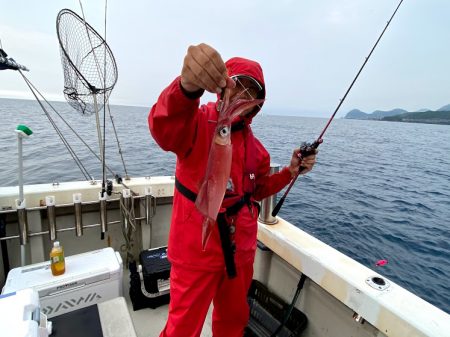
top-left (195, 88), bottom-right (264, 250)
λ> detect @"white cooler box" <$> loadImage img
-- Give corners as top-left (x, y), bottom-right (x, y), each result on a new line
top-left (0, 288), bottom-right (51, 337)
top-left (2, 247), bottom-right (123, 318)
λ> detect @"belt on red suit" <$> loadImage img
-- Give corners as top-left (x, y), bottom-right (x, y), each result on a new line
top-left (174, 177), bottom-right (258, 278)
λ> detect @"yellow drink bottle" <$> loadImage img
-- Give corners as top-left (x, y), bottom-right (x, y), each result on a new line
top-left (50, 241), bottom-right (65, 276)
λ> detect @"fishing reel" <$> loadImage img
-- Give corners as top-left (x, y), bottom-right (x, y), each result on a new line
top-left (299, 140), bottom-right (321, 160)
top-left (106, 179), bottom-right (113, 196)
top-left (298, 140), bottom-right (321, 174)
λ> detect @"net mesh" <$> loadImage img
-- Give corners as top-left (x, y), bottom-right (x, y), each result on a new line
top-left (56, 8), bottom-right (118, 115)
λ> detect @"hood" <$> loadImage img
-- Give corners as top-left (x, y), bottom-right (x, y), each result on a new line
top-left (222, 57), bottom-right (266, 122)
top-left (225, 57), bottom-right (265, 94)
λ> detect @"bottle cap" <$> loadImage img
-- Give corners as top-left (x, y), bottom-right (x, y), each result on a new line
top-left (53, 241), bottom-right (60, 247)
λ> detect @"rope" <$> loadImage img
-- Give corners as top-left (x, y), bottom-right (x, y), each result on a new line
top-left (115, 191), bottom-right (137, 264)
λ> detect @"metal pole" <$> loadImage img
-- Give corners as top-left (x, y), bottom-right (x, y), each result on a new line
top-left (18, 135), bottom-right (24, 203)
top-left (99, 192), bottom-right (107, 240)
top-left (259, 164), bottom-right (281, 225)
top-left (15, 125), bottom-right (32, 266)
top-left (122, 189), bottom-right (131, 231)
top-left (46, 196), bottom-right (57, 241)
top-left (93, 94), bottom-right (103, 164)
top-left (16, 200), bottom-right (29, 245)
top-left (73, 193), bottom-right (83, 237)
top-left (0, 220), bottom-right (122, 242)
top-left (145, 187), bottom-right (156, 248)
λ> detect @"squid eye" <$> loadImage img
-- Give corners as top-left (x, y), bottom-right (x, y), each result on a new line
top-left (219, 126), bottom-right (230, 138)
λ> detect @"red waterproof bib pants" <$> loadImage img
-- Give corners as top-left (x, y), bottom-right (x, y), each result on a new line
top-left (159, 263), bottom-right (253, 337)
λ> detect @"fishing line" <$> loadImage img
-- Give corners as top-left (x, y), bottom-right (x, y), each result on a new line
top-left (19, 70), bottom-right (92, 181)
top-left (272, 0), bottom-right (405, 217)
top-left (107, 103), bottom-right (130, 179)
top-left (17, 69), bottom-right (120, 177)
top-left (18, 73), bottom-right (138, 197)
top-left (268, 3), bottom-right (406, 333)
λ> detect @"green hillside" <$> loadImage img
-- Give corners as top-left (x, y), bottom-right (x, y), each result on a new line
top-left (382, 110), bottom-right (450, 125)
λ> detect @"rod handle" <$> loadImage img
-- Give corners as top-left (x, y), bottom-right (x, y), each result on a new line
top-left (271, 195), bottom-right (286, 217)
top-left (271, 141), bottom-right (319, 217)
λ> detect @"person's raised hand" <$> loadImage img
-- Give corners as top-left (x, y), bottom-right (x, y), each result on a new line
top-left (181, 43), bottom-right (235, 94)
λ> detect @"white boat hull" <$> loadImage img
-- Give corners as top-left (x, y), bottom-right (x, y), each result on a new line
top-left (0, 177), bottom-right (448, 336)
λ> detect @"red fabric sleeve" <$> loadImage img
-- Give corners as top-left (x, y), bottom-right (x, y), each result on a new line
top-left (253, 140), bottom-right (293, 201)
top-left (148, 77), bottom-right (201, 158)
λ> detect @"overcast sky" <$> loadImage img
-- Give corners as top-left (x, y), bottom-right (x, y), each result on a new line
top-left (1, 0), bottom-right (449, 117)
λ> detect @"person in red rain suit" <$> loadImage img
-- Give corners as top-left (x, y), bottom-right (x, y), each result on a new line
top-left (149, 43), bottom-right (316, 337)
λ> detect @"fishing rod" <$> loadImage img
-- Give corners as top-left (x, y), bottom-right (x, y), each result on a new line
top-left (272, 0), bottom-right (405, 217)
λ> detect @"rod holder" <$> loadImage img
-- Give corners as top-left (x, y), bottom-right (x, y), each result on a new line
top-left (99, 192), bottom-right (107, 240)
top-left (353, 312), bottom-right (365, 324)
top-left (144, 187), bottom-right (156, 227)
top-left (16, 199), bottom-right (28, 245)
top-left (258, 163), bottom-right (280, 225)
top-left (46, 196), bottom-right (57, 241)
top-left (121, 189), bottom-right (131, 231)
top-left (73, 193), bottom-right (83, 237)
top-left (145, 187), bottom-right (156, 248)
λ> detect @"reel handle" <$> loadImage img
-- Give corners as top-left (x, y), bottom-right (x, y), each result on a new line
top-left (298, 140), bottom-right (320, 172)
top-left (271, 140), bottom-right (321, 217)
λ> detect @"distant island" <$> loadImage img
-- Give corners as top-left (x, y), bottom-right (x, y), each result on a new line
top-left (344, 104), bottom-right (450, 125)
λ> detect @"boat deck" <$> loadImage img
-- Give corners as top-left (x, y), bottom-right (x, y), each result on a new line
top-left (121, 269), bottom-right (213, 337)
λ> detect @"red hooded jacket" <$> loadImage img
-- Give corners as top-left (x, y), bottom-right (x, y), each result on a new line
top-left (149, 57), bottom-right (293, 270)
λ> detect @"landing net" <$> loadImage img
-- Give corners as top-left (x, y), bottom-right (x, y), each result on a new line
top-left (56, 8), bottom-right (118, 115)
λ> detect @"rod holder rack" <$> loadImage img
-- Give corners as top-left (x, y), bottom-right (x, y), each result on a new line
top-left (0, 195), bottom-right (155, 242)
top-left (0, 220), bottom-right (122, 242)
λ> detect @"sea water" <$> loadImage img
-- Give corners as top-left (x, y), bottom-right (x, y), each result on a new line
top-left (0, 98), bottom-right (449, 313)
